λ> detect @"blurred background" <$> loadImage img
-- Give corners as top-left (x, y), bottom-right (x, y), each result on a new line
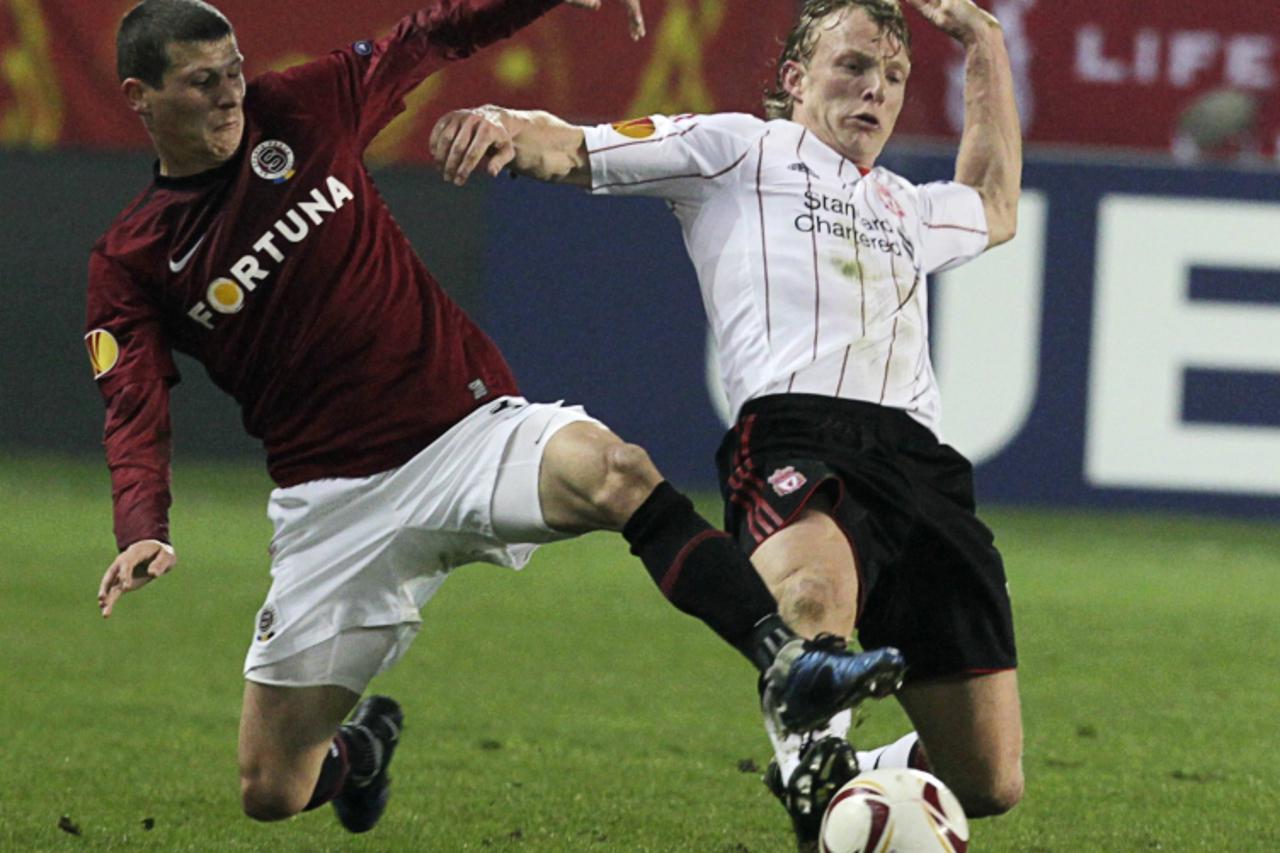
top-left (2, 0), bottom-right (1278, 518)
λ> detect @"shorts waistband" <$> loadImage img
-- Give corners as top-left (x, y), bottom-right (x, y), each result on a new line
top-left (737, 393), bottom-right (940, 450)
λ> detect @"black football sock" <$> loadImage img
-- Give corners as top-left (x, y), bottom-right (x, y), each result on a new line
top-left (621, 482), bottom-right (795, 671)
top-left (302, 734), bottom-right (350, 811)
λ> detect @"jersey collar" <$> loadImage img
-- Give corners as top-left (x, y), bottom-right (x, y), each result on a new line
top-left (776, 119), bottom-right (873, 182)
top-left (152, 136), bottom-right (247, 191)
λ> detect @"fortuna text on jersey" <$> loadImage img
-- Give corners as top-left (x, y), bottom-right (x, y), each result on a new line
top-left (186, 175), bottom-right (354, 330)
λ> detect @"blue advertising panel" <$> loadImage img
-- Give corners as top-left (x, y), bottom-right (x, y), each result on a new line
top-left (481, 180), bottom-right (727, 487)
top-left (484, 153), bottom-right (1280, 517)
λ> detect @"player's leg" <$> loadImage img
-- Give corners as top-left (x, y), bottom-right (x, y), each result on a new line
top-left (748, 500), bottom-right (869, 847)
top-left (712, 420), bottom-right (917, 848)
top-left (240, 628), bottom-right (411, 831)
top-left (894, 670), bottom-right (1024, 817)
top-left (243, 465), bottom-right (429, 832)
top-left (531, 419), bottom-right (786, 660)
top-left (491, 410), bottom-right (904, 731)
top-left (750, 497), bottom-right (861, 766)
top-left (238, 681), bottom-right (357, 821)
top-left (750, 494), bottom-right (859, 642)
top-left (853, 436), bottom-right (1023, 818)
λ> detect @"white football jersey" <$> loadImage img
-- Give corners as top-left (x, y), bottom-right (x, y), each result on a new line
top-left (583, 113), bottom-right (989, 437)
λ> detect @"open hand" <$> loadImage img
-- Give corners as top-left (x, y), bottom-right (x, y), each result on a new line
top-left (429, 108), bottom-right (515, 185)
top-left (98, 539), bottom-right (176, 618)
top-left (564, 0), bottom-right (646, 41)
top-left (902, 0), bottom-right (999, 44)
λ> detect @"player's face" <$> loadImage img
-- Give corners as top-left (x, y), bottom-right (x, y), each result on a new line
top-left (785, 8), bottom-right (909, 168)
top-left (133, 36), bottom-right (246, 177)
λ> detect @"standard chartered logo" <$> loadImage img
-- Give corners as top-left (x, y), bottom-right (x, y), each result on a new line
top-left (793, 190), bottom-right (910, 258)
top-left (187, 175), bottom-right (354, 330)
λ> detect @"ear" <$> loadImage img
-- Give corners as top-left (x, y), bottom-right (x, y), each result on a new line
top-left (122, 78), bottom-right (152, 117)
top-left (781, 59), bottom-right (807, 106)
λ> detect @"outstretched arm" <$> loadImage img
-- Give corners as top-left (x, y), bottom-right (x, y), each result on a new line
top-left (86, 253), bottom-right (182, 618)
top-left (429, 106), bottom-right (591, 187)
top-left (905, 0), bottom-right (1021, 247)
top-left (95, 380), bottom-right (178, 618)
top-left (286, 0), bottom-right (644, 151)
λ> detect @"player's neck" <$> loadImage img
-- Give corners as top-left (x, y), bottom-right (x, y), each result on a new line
top-left (150, 133), bottom-right (235, 179)
top-left (156, 150), bottom-right (224, 179)
top-left (794, 121), bottom-right (876, 173)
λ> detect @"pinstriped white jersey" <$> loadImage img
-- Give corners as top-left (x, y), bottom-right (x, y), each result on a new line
top-left (583, 112), bottom-right (989, 437)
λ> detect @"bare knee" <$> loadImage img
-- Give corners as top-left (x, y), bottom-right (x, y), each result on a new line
top-left (951, 765), bottom-right (1024, 818)
top-left (917, 734), bottom-right (1024, 817)
top-left (593, 442), bottom-right (661, 525)
top-left (237, 682), bottom-right (356, 823)
top-left (539, 424), bottom-right (666, 531)
top-left (754, 506), bottom-right (857, 637)
top-left (240, 766), bottom-right (307, 822)
top-left (776, 570), bottom-right (846, 636)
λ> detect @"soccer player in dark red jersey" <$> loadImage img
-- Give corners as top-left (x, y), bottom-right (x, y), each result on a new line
top-left (87, 0), bottom-right (906, 834)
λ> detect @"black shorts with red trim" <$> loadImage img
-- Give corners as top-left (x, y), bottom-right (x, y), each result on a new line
top-left (715, 393), bottom-right (1017, 683)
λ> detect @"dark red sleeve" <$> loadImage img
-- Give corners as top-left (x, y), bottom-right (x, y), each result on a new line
top-left (102, 381), bottom-right (175, 549)
top-left (85, 251), bottom-right (180, 550)
top-left (269, 0), bottom-right (562, 148)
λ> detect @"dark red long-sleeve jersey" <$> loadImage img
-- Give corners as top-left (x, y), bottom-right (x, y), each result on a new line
top-left (85, 0), bottom-right (559, 549)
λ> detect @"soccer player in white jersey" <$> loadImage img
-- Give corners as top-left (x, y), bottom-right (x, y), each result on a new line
top-left (431, 0), bottom-right (1023, 846)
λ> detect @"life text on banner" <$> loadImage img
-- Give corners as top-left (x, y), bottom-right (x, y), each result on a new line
top-left (897, 0), bottom-right (1280, 161)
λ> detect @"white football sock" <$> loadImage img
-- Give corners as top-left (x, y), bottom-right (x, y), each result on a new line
top-left (856, 731), bottom-right (920, 771)
top-left (765, 708), bottom-right (853, 784)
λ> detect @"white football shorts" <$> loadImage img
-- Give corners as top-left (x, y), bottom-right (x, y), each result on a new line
top-left (244, 397), bottom-right (602, 692)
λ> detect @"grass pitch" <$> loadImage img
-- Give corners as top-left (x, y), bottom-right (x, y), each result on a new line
top-left (1, 454), bottom-right (1278, 851)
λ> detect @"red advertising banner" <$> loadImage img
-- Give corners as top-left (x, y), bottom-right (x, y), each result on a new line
top-left (3, 1), bottom-right (1278, 163)
top-left (897, 0), bottom-right (1280, 162)
top-left (0, 0), bottom-right (794, 163)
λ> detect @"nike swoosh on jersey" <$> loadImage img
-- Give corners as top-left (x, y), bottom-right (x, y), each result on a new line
top-left (169, 234), bottom-right (208, 273)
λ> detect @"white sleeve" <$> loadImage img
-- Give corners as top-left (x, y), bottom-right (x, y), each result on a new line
top-left (916, 181), bottom-right (990, 274)
top-left (583, 112), bottom-right (760, 205)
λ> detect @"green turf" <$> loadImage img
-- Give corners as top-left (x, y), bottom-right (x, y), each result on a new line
top-left (2, 454), bottom-right (1278, 851)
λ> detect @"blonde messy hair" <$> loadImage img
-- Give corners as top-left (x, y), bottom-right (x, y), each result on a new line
top-left (764, 0), bottom-right (911, 120)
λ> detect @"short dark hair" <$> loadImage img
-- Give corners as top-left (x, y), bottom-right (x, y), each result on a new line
top-left (764, 0), bottom-right (911, 120)
top-left (117, 0), bottom-right (233, 87)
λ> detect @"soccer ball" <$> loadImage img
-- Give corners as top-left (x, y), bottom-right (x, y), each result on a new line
top-left (819, 768), bottom-right (970, 853)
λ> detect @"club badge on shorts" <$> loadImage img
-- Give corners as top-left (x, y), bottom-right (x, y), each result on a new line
top-left (768, 466), bottom-right (807, 497)
top-left (251, 140), bottom-right (296, 184)
top-left (255, 603), bottom-right (279, 642)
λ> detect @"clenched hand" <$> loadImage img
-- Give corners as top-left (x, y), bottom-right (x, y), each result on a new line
top-left (903, 0), bottom-right (1000, 44)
